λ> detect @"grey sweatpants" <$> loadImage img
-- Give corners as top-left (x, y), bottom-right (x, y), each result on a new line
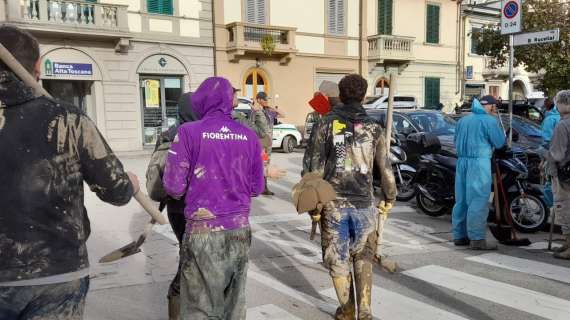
top-left (180, 227), bottom-right (251, 320)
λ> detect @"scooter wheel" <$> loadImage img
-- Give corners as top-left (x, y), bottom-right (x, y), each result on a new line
top-left (396, 170), bottom-right (416, 202)
top-left (508, 192), bottom-right (549, 233)
top-left (416, 192), bottom-right (449, 217)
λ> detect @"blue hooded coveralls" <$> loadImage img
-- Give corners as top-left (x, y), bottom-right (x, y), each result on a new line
top-left (452, 99), bottom-right (506, 241)
top-left (541, 106), bottom-right (561, 207)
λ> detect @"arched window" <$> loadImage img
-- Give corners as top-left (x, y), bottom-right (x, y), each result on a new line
top-left (375, 78), bottom-right (390, 96)
top-left (243, 69), bottom-right (269, 99)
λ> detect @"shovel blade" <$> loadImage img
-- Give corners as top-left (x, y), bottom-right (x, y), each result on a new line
top-left (99, 241), bottom-right (142, 263)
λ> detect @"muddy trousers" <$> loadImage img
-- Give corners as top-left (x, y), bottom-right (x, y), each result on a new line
top-left (180, 227), bottom-right (251, 320)
top-left (0, 277), bottom-right (89, 320)
top-left (321, 206), bottom-right (377, 320)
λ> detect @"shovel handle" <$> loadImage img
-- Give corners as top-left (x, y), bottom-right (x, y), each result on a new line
top-left (133, 191), bottom-right (168, 225)
top-left (0, 44), bottom-right (51, 98)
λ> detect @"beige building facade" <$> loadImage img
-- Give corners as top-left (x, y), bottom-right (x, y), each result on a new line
top-left (214, 0), bottom-right (366, 126)
top-left (215, 0), bottom-right (464, 126)
top-left (367, 0), bottom-right (461, 112)
top-left (1, 0), bottom-right (215, 151)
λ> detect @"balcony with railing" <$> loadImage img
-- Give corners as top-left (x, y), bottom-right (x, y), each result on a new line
top-left (368, 35), bottom-right (415, 64)
top-left (3, 0), bottom-right (129, 38)
top-left (225, 22), bottom-right (297, 65)
top-left (483, 57), bottom-right (509, 78)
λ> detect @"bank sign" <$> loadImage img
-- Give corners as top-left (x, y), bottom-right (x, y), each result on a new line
top-left (44, 59), bottom-right (93, 76)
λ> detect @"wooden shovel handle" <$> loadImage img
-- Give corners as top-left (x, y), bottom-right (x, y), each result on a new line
top-left (133, 191), bottom-right (168, 225)
top-left (0, 44), bottom-right (51, 98)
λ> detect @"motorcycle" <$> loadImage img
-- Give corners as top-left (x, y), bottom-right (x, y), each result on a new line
top-left (413, 134), bottom-right (548, 233)
top-left (390, 144), bottom-right (416, 201)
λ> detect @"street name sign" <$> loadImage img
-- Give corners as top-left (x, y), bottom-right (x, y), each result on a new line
top-left (501, 0), bottom-right (522, 35)
top-left (513, 29), bottom-right (560, 47)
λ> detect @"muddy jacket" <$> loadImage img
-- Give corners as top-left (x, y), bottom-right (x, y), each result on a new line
top-left (0, 71), bottom-right (133, 282)
top-left (303, 103), bottom-right (396, 208)
top-left (163, 77), bottom-right (265, 234)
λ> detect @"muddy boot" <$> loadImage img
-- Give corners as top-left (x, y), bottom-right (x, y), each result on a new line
top-left (469, 239), bottom-right (498, 251)
top-left (554, 235), bottom-right (570, 260)
top-left (168, 295), bottom-right (180, 320)
top-left (354, 260), bottom-right (373, 320)
top-left (332, 275), bottom-right (356, 320)
top-left (262, 178), bottom-right (275, 196)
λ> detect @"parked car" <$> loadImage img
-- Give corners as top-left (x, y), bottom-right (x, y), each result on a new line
top-left (364, 95), bottom-right (418, 110)
top-left (458, 100), bottom-right (544, 124)
top-left (234, 98), bottom-right (302, 153)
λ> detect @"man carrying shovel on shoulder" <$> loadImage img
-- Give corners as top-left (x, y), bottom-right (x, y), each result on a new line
top-left (303, 74), bottom-right (396, 320)
top-left (0, 26), bottom-right (140, 319)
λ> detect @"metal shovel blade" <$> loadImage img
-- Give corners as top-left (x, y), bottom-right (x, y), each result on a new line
top-left (98, 241), bottom-right (142, 263)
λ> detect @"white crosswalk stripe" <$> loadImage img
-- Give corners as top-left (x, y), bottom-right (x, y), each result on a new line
top-left (520, 241), bottom-right (562, 251)
top-left (403, 265), bottom-right (570, 320)
top-left (466, 253), bottom-right (570, 284)
top-left (320, 286), bottom-right (470, 320)
top-left (246, 304), bottom-right (303, 320)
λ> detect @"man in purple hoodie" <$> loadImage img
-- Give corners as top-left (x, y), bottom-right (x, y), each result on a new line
top-left (163, 77), bottom-right (264, 319)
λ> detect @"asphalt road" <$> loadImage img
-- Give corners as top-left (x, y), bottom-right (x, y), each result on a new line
top-left (84, 151), bottom-right (570, 320)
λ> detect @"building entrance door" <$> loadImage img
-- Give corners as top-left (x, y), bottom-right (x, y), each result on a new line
top-left (140, 76), bottom-right (183, 146)
top-left (43, 80), bottom-right (92, 115)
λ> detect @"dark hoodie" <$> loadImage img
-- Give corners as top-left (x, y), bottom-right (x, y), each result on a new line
top-left (303, 102), bottom-right (396, 208)
top-left (0, 70), bottom-right (133, 282)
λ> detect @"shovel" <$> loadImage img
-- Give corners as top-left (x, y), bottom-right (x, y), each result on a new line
top-left (99, 202), bottom-right (167, 263)
top-left (488, 173), bottom-right (512, 241)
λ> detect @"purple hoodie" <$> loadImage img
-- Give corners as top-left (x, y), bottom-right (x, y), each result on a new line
top-left (163, 77), bottom-right (265, 233)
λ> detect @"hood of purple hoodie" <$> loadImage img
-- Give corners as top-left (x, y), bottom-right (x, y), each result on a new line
top-left (190, 77), bottom-right (233, 120)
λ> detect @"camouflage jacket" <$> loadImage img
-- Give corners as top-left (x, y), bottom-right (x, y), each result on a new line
top-left (0, 71), bottom-right (133, 282)
top-left (303, 103), bottom-right (396, 208)
top-left (249, 109), bottom-right (271, 139)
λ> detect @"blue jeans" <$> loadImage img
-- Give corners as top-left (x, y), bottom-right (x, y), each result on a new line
top-left (0, 277), bottom-right (89, 320)
top-left (452, 157), bottom-right (492, 241)
top-left (321, 205), bottom-right (377, 277)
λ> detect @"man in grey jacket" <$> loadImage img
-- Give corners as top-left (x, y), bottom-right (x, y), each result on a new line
top-left (546, 90), bottom-right (570, 260)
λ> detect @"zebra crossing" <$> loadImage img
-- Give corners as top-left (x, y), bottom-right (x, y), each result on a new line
top-left (248, 251), bottom-right (570, 320)
top-left (247, 211), bottom-right (570, 320)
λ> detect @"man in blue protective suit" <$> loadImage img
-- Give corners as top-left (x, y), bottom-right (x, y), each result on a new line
top-left (453, 96), bottom-right (506, 250)
top-left (541, 99), bottom-right (561, 208)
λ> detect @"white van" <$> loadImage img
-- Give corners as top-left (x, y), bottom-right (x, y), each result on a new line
top-left (363, 95), bottom-right (418, 110)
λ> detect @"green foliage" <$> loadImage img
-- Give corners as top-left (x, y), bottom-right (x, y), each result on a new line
top-left (261, 35), bottom-right (275, 56)
top-left (474, 0), bottom-right (570, 96)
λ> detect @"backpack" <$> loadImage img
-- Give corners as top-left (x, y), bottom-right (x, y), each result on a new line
top-left (145, 135), bottom-right (172, 202)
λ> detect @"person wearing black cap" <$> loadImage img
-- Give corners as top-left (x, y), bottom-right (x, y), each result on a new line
top-left (452, 95), bottom-right (506, 250)
top-left (253, 91), bottom-right (285, 195)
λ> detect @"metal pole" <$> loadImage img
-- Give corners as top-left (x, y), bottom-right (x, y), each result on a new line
top-left (508, 34), bottom-right (514, 147)
top-left (385, 73), bottom-right (396, 152)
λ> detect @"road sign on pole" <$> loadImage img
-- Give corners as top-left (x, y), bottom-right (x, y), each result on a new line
top-left (501, 0), bottom-right (522, 35)
top-left (514, 29), bottom-right (560, 47)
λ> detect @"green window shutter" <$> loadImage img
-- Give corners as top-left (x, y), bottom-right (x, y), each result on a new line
top-left (471, 27), bottom-right (480, 54)
top-left (425, 77), bottom-right (441, 108)
top-left (378, 0), bottom-right (393, 35)
top-left (426, 4), bottom-right (440, 44)
top-left (85, 0), bottom-right (97, 2)
top-left (147, 0), bottom-right (172, 15)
